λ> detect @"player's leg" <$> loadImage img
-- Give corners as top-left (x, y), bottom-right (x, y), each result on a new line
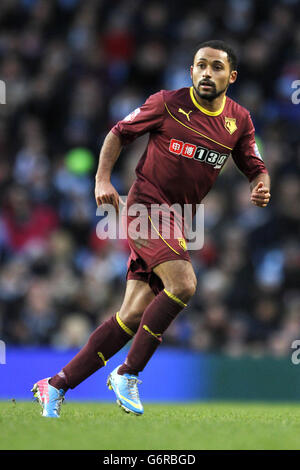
top-left (32, 279), bottom-right (155, 417)
top-left (117, 279), bottom-right (156, 331)
top-left (107, 259), bottom-right (196, 415)
top-left (119, 259), bottom-right (196, 375)
top-left (153, 259), bottom-right (197, 303)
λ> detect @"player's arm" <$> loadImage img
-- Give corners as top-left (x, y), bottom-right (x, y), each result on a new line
top-left (95, 90), bottom-right (164, 211)
top-left (250, 172), bottom-right (271, 208)
top-left (231, 112), bottom-right (270, 208)
top-left (95, 131), bottom-right (123, 213)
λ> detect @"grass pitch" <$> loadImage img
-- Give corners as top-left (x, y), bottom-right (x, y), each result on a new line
top-left (1, 400), bottom-right (300, 450)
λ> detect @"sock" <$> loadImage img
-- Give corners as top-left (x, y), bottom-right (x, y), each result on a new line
top-left (50, 313), bottom-right (135, 390)
top-left (49, 371), bottom-right (68, 392)
top-left (118, 289), bottom-right (186, 376)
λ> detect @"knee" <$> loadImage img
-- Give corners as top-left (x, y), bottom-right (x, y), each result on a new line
top-left (165, 276), bottom-right (197, 304)
top-left (118, 309), bottom-right (142, 332)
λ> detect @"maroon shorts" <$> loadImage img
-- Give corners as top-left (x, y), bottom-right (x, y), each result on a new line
top-left (123, 206), bottom-right (191, 295)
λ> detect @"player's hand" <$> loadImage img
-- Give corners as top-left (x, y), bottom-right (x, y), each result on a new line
top-left (95, 180), bottom-right (125, 214)
top-left (250, 181), bottom-right (271, 208)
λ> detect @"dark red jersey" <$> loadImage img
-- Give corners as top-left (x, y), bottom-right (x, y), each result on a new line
top-left (111, 87), bottom-right (268, 215)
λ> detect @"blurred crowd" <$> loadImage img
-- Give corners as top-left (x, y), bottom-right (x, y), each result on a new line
top-left (0, 0), bottom-right (299, 356)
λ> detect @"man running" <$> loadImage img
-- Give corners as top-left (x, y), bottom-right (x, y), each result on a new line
top-left (32, 40), bottom-right (270, 417)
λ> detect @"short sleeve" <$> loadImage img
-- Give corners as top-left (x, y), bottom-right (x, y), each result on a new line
top-left (111, 91), bottom-right (165, 146)
top-left (231, 112), bottom-right (268, 182)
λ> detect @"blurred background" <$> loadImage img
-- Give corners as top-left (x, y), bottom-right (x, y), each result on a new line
top-left (0, 0), bottom-right (300, 401)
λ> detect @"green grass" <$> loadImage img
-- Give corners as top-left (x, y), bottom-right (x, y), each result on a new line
top-left (1, 401), bottom-right (300, 450)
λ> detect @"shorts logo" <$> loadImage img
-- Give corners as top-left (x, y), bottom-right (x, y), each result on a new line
top-left (224, 117), bottom-right (237, 135)
top-left (169, 139), bottom-right (229, 170)
top-left (178, 238), bottom-right (187, 251)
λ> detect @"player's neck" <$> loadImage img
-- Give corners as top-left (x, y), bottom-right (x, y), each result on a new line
top-left (192, 88), bottom-right (226, 113)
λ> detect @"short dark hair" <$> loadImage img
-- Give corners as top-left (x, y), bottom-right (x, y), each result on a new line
top-left (193, 40), bottom-right (237, 71)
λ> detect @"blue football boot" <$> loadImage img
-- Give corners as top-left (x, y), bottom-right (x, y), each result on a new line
top-left (107, 365), bottom-right (143, 415)
top-left (31, 377), bottom-right (65, 418)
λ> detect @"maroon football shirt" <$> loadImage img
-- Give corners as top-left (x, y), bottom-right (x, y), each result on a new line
top-left (111, 87), bottom-right (268, 215)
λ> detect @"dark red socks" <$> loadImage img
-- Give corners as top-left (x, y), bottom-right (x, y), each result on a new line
top-left (49, 289), bottom-right (187, 391)
top-left (49, 313), bottom-right (135, 391)
top-left (118, 289), bottom-right (186, 376)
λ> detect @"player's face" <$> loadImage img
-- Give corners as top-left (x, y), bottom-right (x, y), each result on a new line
top-left (190, 47), bottom-right (237, 102)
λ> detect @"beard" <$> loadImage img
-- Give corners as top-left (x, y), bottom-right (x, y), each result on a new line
top-left (192, 79), bottom-right (229, 103)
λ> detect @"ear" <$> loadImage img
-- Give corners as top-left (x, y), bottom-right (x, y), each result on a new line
top-left (190, 65), bottom-right (194, 80)
top-left (229, 70), bottom-right (237, 85)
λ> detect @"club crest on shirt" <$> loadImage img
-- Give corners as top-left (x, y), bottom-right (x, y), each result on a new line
top-left (224, 117), bottom-right (237, 135)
